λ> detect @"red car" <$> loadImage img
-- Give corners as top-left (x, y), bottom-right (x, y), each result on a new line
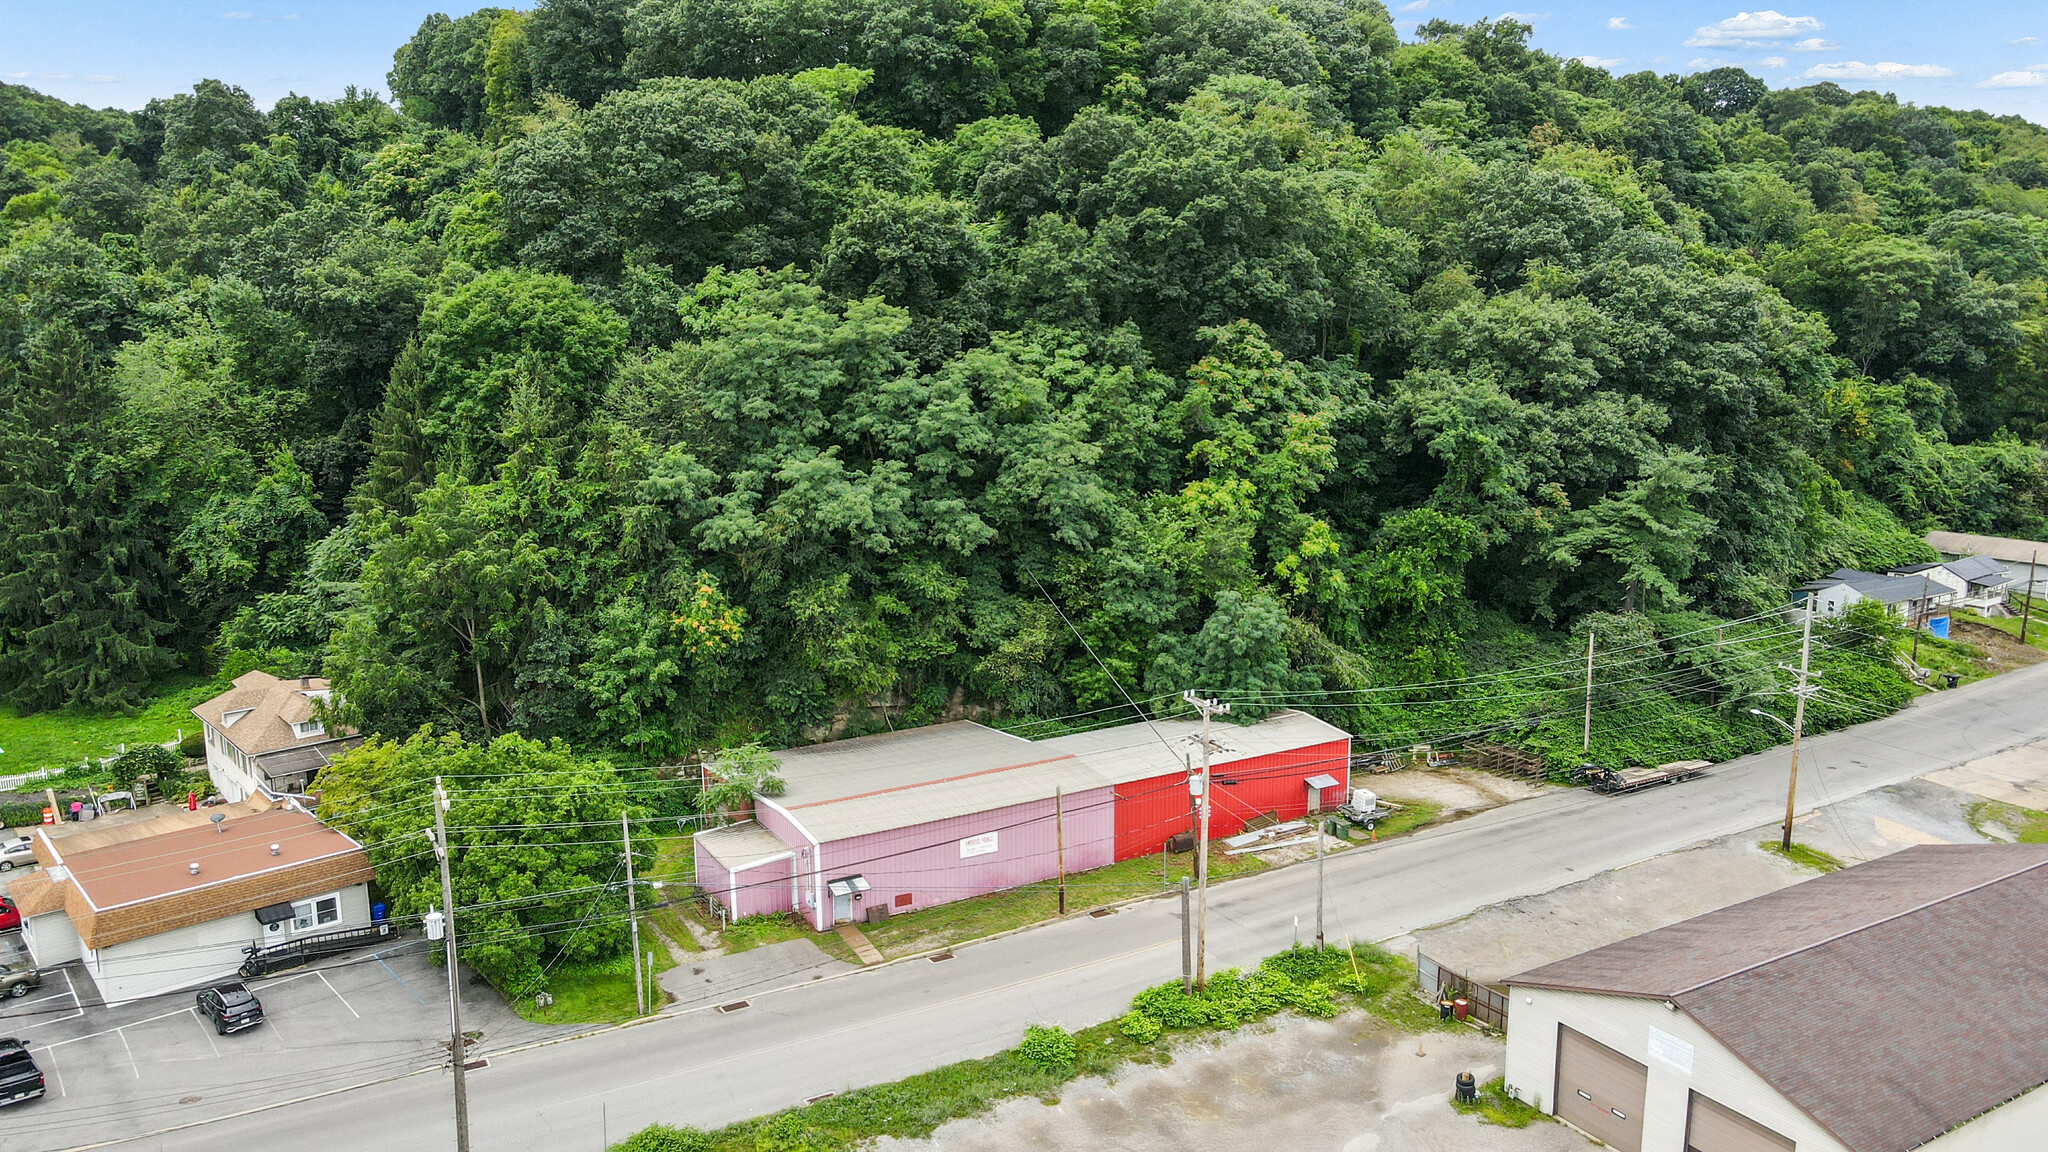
top-left (0, 899), bottom-right (19, 933)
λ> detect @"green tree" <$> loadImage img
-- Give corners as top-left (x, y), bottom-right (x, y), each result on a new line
top-left (1550, 449), bottom-right (1715, 611)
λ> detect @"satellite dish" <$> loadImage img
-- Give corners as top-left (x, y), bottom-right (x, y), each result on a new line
top-left (210, 812), bottom-right (226, 833)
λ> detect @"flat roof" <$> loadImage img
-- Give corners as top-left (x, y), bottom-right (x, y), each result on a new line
top-left (757, 711), bottom-right (1350, 843)
top-left (695, 822), bottom-right (794, 871)
top-left (1508, 846), bottom-right (2048, 1152)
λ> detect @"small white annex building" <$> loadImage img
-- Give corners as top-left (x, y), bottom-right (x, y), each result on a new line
top-left (11, 801), bottom-right (374, 1003)
top-left (191, 671), bottom-right (363, 800)
top-left (1502, 846), bottom-right (2048, 1152)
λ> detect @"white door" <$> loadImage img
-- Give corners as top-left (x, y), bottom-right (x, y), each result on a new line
top-left (832, 892), bottom-right (851, 923)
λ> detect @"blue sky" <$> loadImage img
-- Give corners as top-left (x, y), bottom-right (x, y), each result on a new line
top-left (4, 2), bottom-right (2047, 124)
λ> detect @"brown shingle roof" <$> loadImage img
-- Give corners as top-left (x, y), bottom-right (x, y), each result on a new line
top-left (38, 806), bottom-right (373, 950)
top-left (190, 671), bottom-right (357, 758)
top-left (1507, 846), bottom-right (2048, 1152)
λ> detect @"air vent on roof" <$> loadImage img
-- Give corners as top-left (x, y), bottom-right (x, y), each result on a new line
top-left (188, 862), bottom-right (200, 875)
top-left (269, 843), bottom-right (281, 856)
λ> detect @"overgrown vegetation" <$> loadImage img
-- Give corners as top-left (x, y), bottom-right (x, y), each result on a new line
top-left (3, 13), bottom-right (2044, 770)
top-left (607, 944), bottom-right (1446, 1151)
top-left (1965, 800), bottom-right (2048, 844)
top-left (1451, 1075), bottom-right (1549, 1128)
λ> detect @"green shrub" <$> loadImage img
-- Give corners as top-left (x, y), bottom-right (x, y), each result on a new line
top-left (1129, 982), bottom-right (1213, 1028)
top-left (1018, 1024), bottom-right (1075, 1073)
top-left (0, 803), bottom-right (47, 828)
top-left (114, 743), bottom-right (180, 788)
top-left (610, 1124), bottom-right (711, 1152)
top-left (1117, 1010), bottom-right (1162, 1044)
top-left (178, 729), bottom-right (205, 758)
top-left (752, 1113), bottom-right (826, 1152)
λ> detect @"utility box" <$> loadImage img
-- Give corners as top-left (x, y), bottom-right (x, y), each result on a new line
top-left (865, 904), bottom-right (890, 925)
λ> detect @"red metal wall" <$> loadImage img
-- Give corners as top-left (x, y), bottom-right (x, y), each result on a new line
top-left (1111, 738), bottom-right (1352, 861)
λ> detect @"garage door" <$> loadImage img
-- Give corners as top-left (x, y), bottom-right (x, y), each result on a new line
top-left (1688, 1091), bottom-right (1796, 1152)
top-left (1555, 1025), bottom-right (1648, 1152)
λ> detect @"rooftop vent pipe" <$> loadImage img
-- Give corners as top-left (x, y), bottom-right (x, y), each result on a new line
top-left (269, 843), bottom-right (281, 856)
top-left (188, 862), bottom-right (200, 875)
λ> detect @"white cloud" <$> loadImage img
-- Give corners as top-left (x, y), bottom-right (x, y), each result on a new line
top-left (2011, 37), bottom-right (2039, 45)
top-left (1498, 11), bottom-right (1546, 22)
top-left (1577, 55), bottom-right (1624, 68)
top-left (1607, 16), bottom-right (1633, 29)
top-left (1789, 37), bottom-right (1838, 51)
top-left (1981, 70), bottom-right (2048, 88)
top-left (221, 10), bottom-right (253, 17)
top-left (1397, 0), bottom-right (1432, 11)
top-left (1758, 57), bottom-right (1788, 68)
top-left (1804, 60), bottom-right (1956, 80)
top-left (81, 74), bottom-right (116, 82)
top-left (1686, 10), bottom-right (1825, 49)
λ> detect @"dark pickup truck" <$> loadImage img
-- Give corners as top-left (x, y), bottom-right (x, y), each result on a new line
top-left (0, 1039), bottom-right (45, 1107)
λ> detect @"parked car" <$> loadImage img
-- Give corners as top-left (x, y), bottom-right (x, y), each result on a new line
top-left (0, 840), bottom-right (34, 872)
top-left (0, 1039), bottom-right (43, 1107)
top-left (195, 982), bottom-right (265, 1034)
top-left (0, 898), bottom-right (19, 934)
top-left (0, 956), bottom-right (36, 1000)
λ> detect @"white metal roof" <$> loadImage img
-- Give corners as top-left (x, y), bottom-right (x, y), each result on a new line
top-left (762, 711), bottom-right (1351, 843)
top-left (694, 822), bottom-right (795, 872)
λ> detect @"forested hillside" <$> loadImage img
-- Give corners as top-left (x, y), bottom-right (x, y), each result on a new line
top-left (3, 5), bottom-right (2046, 759)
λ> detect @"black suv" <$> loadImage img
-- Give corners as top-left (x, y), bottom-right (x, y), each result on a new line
top-left (0, 1039), bottom-right (44, 1107)
top-left (195, 982), bottom-right (266, 1034)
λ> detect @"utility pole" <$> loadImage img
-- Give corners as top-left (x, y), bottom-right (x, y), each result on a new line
top-left (624, 812), bottom-right (645, 1018)
top-left (1178, 877), bottom-right (1192, 993)
top-left (431, 777), bottom-right (471, 1152)
top-left (1054, 787), bottom-right (1067, 916)
top-left (1780, 601), bottom-right (1816, 853)
top-left (1184, 690), bottom-right (1229, 990)
top-left (2022, 551), bottom-right (2040, 646)
top-left (1314, 811), bottom-right (1326, 948)
top-left (1581, 628), bottom-right (1596, 754)
top-left (1911, 573), bottom-right (1932, 665)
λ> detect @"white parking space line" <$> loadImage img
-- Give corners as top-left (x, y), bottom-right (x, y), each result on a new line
top-left (115, 1026), bottom-right (139, 1078)
top-left (33, 1041), bottom-right (64, 1097)
top-left (14, 968), bottom-right (83, 1029)
top-left (191, 1007), bottom-right (220, 1057)
top-left (318, 971), bottom-right (360, 1019)
top-left (36, 1005), bottom-right (209, 1050)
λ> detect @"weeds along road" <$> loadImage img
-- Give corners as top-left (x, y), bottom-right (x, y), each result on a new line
top-left (43, 661), bottom-right (2048, 1152)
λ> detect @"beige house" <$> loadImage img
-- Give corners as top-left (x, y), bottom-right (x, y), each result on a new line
top-left (1503, 846), bottom-right (2048, 1152)
top-left (191, 671), bottom-right (363, 800)
top-left (12, 800), bottom-right (374, 1004)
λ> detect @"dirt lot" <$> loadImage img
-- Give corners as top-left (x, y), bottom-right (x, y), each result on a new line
top-left (1365, 767), bottom-right (1555, 816)
top-left (877, 1013), bottom-right (1585, 1152)
top-left (1954, 620), bottom-right (2048, 671)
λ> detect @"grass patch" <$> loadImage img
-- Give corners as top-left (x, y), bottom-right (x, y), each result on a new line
top-left (1965, 800), bottom-right (2048, 844)
top-left (609, 944), bottom-right (1451, 1152)
top-left (860, 846), bottom-right (1267, 960)
top-left (1761, 840), bottom-right (1846, 872)
top-left (1902, 630), bottom-right (1992, 686)
top-left (0, 673), bottom-right (226, 778)
top-left (1452, 1076), bottom-right (1548, 1128)
top-left (1367, 801), bottom-right (1443, 839)
top-left (515, 942), bottom-right (680, 1025)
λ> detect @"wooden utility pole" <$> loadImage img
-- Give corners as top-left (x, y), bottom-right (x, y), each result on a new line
top-left (1581, 628), bottom-right (1596, 753)
top-left (624, 812), bottom-right (645, 1017)
top-left (1780, 602), bottom-right (1815, 852)
top-left (1911, 573), bottom-right (1932, 665)
top-left (2022, 551), bottom-right (2040, 646)
top-left (1178, 877), bottom-right (1192, 993)
top-left (1054, 787), bottom-right (1067, 916)
top-left (431, 777), bottom-right (471, 1152)
top-left (1184, 690), bottom-right (1229, 990)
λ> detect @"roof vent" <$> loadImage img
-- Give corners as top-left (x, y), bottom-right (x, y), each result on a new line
top-left (210, 812), bottom-right (226, 834)
top-left (300, 676), bottom-right (311, 687)
top-left (269, 843), bottom-right (281, 856)
top-left (188, 862), bottom-right (200, 875)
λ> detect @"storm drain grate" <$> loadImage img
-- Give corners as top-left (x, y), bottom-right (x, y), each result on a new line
top-left (929, 952), bottom-right (954, 963)
top-left (1089, 907), bottom-right (1116, 918)
top-left (806, 1092), bottom-right (837, 1104)
top-left (717, 1000), bottom-right (752, 1014)
top-left (462, 1058), bottom-right (490, 1071)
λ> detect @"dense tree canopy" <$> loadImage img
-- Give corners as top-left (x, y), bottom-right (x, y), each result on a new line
top-left (2, 14), bottom-right (2046, 754)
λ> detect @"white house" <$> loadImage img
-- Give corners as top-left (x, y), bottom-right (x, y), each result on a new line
top-left (191, 671), bottom-right (363, 801)
top-left (1925, 531), bottom-right (2048, 599)
top-left (1889, 555), bottom-right (2017, 615)
top-left (1502, 845), bottom-right (2048, 1152)
top-left (1794, 568), bottom-right (1946, 629)
top-left (12, 801), bottom-right (374, 1004)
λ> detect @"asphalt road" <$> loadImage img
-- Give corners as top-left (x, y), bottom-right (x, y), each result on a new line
top-left (41, 661), bottom-right (2048, 1152)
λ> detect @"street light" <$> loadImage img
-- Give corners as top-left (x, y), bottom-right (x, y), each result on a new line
top-left (1747, 708), bottom-right (1794, 736)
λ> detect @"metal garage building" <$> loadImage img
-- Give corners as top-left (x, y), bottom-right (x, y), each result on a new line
top-left (693, 710), bottom-right (1350, 929)
top-left (1502, 845), bottom-right (2048, 1152)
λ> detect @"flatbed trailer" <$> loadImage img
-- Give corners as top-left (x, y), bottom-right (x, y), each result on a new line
top-left (1574, 759), bottom-right (1711, 794)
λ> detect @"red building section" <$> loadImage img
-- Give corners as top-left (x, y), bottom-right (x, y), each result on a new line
top-left (1108, 736), bottom-right (1352, 861)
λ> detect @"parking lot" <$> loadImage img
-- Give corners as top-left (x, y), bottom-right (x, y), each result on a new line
top-left (0, 940), bottom-right (575, 1152)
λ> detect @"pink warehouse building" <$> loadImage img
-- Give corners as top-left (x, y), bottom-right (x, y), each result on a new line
top-left (693, 711), bottom-right (1351, 929)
